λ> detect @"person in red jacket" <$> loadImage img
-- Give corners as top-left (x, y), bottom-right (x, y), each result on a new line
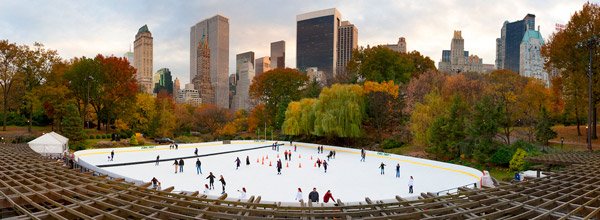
top-left (323, 190), bottom-right (335, 203)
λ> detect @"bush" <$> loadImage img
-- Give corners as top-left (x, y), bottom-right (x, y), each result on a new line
top-left (490, 146), bottom-right (514, 167)
top-left (95, 134), bottom-right (101, 139)
top-left (381, 139), bottom-right (403, 149)
top-left (11, 135), bottom-right (36, 143)
top-left (509, 148), bottom-right (528, 171)
top-left (88, 135), bottom-right (95, 139)
top-left (129, 135), bottom-right (138, 146)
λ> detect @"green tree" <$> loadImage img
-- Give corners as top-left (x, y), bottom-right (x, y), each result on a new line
top-left (509, 148), bottom-right (528, 171)
top-left (129, 135), bottom-right (138, 146)
top-left (313, 84), bottom-right (365, 138)
top-left (282, 98), bottom-right (317, 136)
top-left (63, 57), bottom-right (104, 128)
top-left (249, 68), bottom-right (308, 128)
top-left (465, 96), bottom-right (502, 162)
top-left (61, 102), bottom-right (84, 143)
top-left (426, 96), bottom-right (466, 160)
top-left (0, 40), bottom-right (21, 131)
top-left (409, 91), bottom-right (447, 147)
top-left (535, 107), bottom-right (557, 146)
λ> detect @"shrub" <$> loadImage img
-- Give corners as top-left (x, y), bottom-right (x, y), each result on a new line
top-left (129, 135), bottom-right (138, 146)
top-left (95, 134), bottom-right (101, 139)
top-left (490, 146), bottom-right (514, 167)
top-left (381, 139), bottom-right (403, 149)
top-left (509, 148), bottom-right (528, 171)
top-left (88, 135), bottom-right (95, 139)
top-left (12, 135), bottom-right (36, 143)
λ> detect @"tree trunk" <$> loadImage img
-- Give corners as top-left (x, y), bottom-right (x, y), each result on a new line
top-left (2, 93), bottom-right (6, 131)
top-left (28, 104), bottom-right (33, 133)
top-left (593, 104), bottom-right (597, 139)
top-left (576, 103), bottom-right (581, 136)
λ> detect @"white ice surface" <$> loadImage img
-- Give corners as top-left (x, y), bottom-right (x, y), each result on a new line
top-left (75, 141), bottom-right (482, 203)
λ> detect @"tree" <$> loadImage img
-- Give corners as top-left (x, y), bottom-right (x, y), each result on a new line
top-left (127, 93), bottom-right (156, 134)
top-left (0, 40), bottom-right (20, 131)
top-left (486, 70), bottom-right (527, 145)
top-left (518, 79), bottom-right (551, 141)
top-left (363, 80), bottom-right (401, 140)
top-left (465, 96), bottom-right (502, 162)
top-left (535, 107), bottom-right (557, 146)
top-left (347, 46), bottom-right (435, 85)
top-left (63, 57), bottom-right (104, 128)
top-left (313, 84), bottom-right (365, 138)
top-left (193, 104), bottom-right (232, 134)
top-left (249, 68), bottom-right (308, 128)
top-left (542, 2), bottom-right (600, 138)
top-left (61, 102), bottom-right (84, 143)
top-left (18, 43), bottom-right (60, 132)
top-left (38, 61), bottom-right (71, 132)
top-left (404, 70), bottom-right (445, 114)
top-left (151, 95), bottom-right (176, 138)
top-left (509, 148), bottom-right (528, 171)
top-left (409, 91), bottom-right (447, 147)
top-left (282, 98), bottom-right (317, 136)
top-left (425, 96), bottom-right (466, 160)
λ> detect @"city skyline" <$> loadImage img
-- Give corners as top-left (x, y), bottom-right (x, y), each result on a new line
top-left (0, 0), bottom-right (587, 85)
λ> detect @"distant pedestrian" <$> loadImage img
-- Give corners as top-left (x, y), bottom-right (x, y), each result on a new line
top-left (360, 149), bottom-right (366, 162)
top-left (110, 150), bottom-right (114, 161)
top-left (219, 175), bottom-right (226, 194)
top-left (179, 159), bottom-right (184, 173)
top-left (238, 187), bottom-right (247, 200)
top-left (235, 157), bottom-right (241, 170)
top-left (284, 150), bottom-right (289, 161)
top-left (150, 177), bottom-right (160, 189)
top-left (379, 162), bottom-right (386, 175)
top-left (156, 155), bottom-right (160, 165)
top-left (276, 159), bottom-right (283, 175)
top-left (196, 159), bottom-right (202, 174)
top-left (276, 143), bottom-right (280, 151)
top-left (288, 151), bottom-right (292, 161)
top-left (294, 145), bottom-right (297, 152)
top-left (194, 148), bottom-right (198, 156)
top-left (246, 156), bottom-right (250, 166)
top-left (206, 172), bottom-right (216, 189)
top-left (323, 160), bottom-right (328, 173)
top-left (308, 188), bottom-right (319, 203)
top-left (396, 163), bottom-right (401, 178)
top-left (295, 188), bottom-right (303, 202)
top-left (408, 176), bottom-right (414, 193)
top-left (173, 160), bottom-right (179, 173)
top-left (323, 190), bottom-right (335, 203)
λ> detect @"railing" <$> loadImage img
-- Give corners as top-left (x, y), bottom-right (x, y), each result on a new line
top-left (435, 182), bottom-right (478, 196)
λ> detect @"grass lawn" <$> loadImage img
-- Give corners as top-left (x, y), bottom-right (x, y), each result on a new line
top-left (488, 167), bottom-right (514, 182)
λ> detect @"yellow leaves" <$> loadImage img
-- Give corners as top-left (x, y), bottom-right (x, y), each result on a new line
top-left (363, 80), bottom-right (399, 98)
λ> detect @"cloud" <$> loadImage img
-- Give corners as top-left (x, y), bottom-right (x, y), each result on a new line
top-left (0, 0), bottom-right (589, 84)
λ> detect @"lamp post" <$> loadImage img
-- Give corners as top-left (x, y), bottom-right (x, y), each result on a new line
top-left (576, 35), bottom-right (598, 152)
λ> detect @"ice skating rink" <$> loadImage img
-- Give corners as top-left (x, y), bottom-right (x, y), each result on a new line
top-left (75, 141), bottom-right (482, 203)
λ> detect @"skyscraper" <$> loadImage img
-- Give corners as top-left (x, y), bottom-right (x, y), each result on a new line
top-left (174, 77), bottom-right (181, 92)
top-left (190, 15), bottom-right (229, 108)
top-left (450, 31), bottom-right (466, 71)
top-left (255, 56), bottom-right (271, 76)
top-left (192, 35), bottom-right (214, 105)
top-left (236, 51), bottom-right (255, 79)
top-left (520, 25), bottom-right (549, 86)
top-left (296, 8), bottom-right (341, 81)
top-left (438, 31), bottom-right (491, 74)
top-left (270, 41), bottom-right (285, 69)
top-left (233, 59), bottom-right (255, 111)
top-left (134, 24), bottom-right (153, 94)
top-left (124, 47), bottom-right (134, 67)
top-left (496, 14), bottom-right (536, 73)
top-left (153, 68), bottom-right (174, 96)
top-left (337, 21), bottom-right (358, 75)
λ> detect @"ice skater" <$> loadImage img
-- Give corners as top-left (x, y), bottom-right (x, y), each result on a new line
top-left (379, 162), bottom-right (386, 175)
top-left (316, 158), bottom-right (322, 168)
top-left (308, 188), bottom-right (319, 203)
top-left (333, 150), bottom-right (336, 159)
top-left (238, 187), bottom-right (247, 200)
top-left (295, 188), bottom-right (303, 202)
top-left (179, 159), bottom-right (184, 173)
top-left (206, 172), bottom-right (216, 189)
top-left (396, 163), bottom-right (401, 178)
top-left (175, 143), bottom-right (178, 150)
top-left (284, 150), bottom-right (288, 161)
top-left (203, 184), bottom-right (210, 195)
top-left (323, 190), bottom-right (335, 203)
top-left (219, 175), bottom-right (226, 194)
top-left (246, 156), bottom-right (250, 166)
top-left (323, 160), bottom-right (328, 173)
top-left (276, 159), bottom-right (283, 175)
top-left (327, 151), bottom-right (333, 161)
top-left (155, 155), bottom-right (160, 165)
top-left (288, 151), bottom-right (292, 161)
top-left (110, 150), bottom-right (114, 161)
top-left (173, 160), bottom-right (179, 173)
top-left (194, 148), bottom-right (198, 156)
top-left (408, 176), bottom-right (414, 194)
top-left (360, 148), bottom-right (366, 162)
top-left (196, 158), bottom-right (202, 174)
top-left (150, 177), bottom-right (160, 189)
top-left (235, 157), bottom-right (241, 170)
top-left (294, 144), bottom-right (297, 152)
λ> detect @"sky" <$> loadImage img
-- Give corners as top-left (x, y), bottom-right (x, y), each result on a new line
top-left (0, 0), bottom-right (593, 85)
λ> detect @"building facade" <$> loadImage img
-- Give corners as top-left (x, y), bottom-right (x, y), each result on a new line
top-left (382, 37), bottom-right (407, 53)
top-left (496, 14), bottom-right (536, 73)
top-left (176, 83), bottom-right (202, 107)
top-left (296, 8), bottom-right (341, 81)
top-left (337, 21), bottom-right (358, 76)
top-left (270, 41), bottom-right (285, 69)
top-left (255, 56), bottom-right (271, 76)
top-left (192, 35), bottom-right (215, 105)
top-left (233, 59), bottom-right (255, 111)
top-left (124, 50), bottom-right (134, 67)
top-left (153, 68), bottom-right (174, 96)
top-left (173, 77), bottom-right (180, 92)
top-left (438, 31), bottom-right (492, 74)
top-left (520, 26), bottom-right (549, 86)
top-left (134, 24), bottom-right (153, 94)
top-left (190, 15), bottom-right (229, 108)
top-left (236, 51), bottom-right (255, 80)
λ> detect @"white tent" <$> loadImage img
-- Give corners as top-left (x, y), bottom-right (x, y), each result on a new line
top-left (28, 132), bottom-right (69, 156)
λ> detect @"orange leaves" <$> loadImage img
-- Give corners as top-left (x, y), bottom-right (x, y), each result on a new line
top-left (363, 80), bottom-right (399, 98)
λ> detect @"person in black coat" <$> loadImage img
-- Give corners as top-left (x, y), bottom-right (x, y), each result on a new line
top-left (194, 148), bottom-right (198, 156)
top-left (246, 156), bottom-right (250, 166)
top-left (276, 159), bottom-right (283, 175)
top-left (308, 188), bottom-right (319, 203)
top-left (179, 159), bottom-right (184, 173)
top-left (206, 172), bottom-right (216, 189)
top-left (219, 175), bottom-right (226, 194)
top-left (323, 160), bottom-right (328, 173)
top-left (196, 159), bottom-right (202, 174)
top-left (235, 157), bottom-right (241, 170)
